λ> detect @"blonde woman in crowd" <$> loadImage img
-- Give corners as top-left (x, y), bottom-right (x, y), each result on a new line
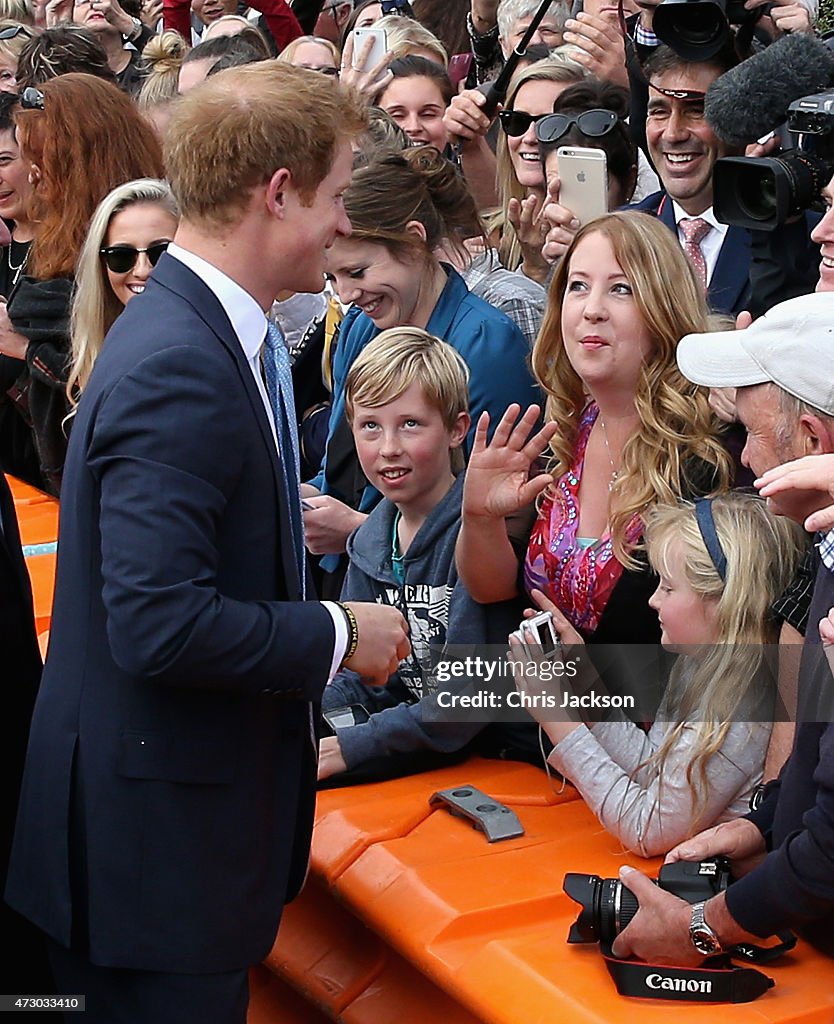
top-left (458, 211), bottom-right (732, 644)
top-left (68, 178), bottom-right (178, 408)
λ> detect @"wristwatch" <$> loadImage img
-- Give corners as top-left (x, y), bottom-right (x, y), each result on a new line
top-left (689, 901), bottom-right (723, 955)
top-left (125, 15), bottom-right (143, 40)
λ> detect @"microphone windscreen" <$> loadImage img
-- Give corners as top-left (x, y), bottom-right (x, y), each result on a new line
top-left (704, 34), bottom-right (834, 147)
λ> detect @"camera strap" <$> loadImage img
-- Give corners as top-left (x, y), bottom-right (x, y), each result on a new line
top-left (599, 942), bottom-right (786, 1003)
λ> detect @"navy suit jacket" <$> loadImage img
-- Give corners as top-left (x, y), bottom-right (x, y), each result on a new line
top-left (5, 255), bottom-right (336, 973)
top-left (630, 190), bottom-right (752, 316)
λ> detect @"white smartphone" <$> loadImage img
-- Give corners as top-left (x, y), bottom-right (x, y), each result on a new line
top-left (556, 146), bottom-right (608, 227)
top-left (352, 26), bottom-right (388, 71)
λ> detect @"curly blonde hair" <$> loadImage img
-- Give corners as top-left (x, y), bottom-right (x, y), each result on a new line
top-left (531, 211), bottom-right (732, 567)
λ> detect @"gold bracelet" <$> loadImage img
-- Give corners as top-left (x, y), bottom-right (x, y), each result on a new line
top-left (338, 602), bottom-right (359, 665)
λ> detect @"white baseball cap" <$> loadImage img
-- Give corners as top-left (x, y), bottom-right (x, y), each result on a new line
top-left (676, 293), bottom-right (834, 417)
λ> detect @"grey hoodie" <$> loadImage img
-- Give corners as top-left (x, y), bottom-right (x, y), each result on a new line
top-left (327, 474), bottom-right (530, 769)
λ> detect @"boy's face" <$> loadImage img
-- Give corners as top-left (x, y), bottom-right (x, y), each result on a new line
top-left (351, 382), bottom-right (469, 519)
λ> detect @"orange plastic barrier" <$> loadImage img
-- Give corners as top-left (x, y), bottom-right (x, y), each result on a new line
top-left (6, 474), bottom-right (58, 632)
top-left (256, 758), bottom-right (834, 1024)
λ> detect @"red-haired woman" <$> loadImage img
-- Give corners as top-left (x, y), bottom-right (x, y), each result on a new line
top-left (0, 74), bottom-right (163, 494)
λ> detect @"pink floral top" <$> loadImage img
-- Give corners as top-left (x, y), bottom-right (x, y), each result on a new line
top-left (524, 402), bottom-right (644, 635)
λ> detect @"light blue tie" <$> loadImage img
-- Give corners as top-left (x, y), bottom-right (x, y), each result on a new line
top-left (262, 319), bottom-right (306, 598)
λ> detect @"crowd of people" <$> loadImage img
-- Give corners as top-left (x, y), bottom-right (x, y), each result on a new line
top-left (0, 0), bottom-right (833, 1016)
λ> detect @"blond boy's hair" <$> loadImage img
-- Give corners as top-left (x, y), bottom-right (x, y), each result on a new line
top-left (345, 327), bottom-right (469, 431)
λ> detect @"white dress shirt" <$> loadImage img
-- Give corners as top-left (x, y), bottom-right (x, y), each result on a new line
top-left (167, 243), bottom-right (347, 677)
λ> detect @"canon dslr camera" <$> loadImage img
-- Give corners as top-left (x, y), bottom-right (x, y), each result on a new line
top-left (563, 857), bottom-right (732, 945)
top-left (714, 90), bottom-right (834, 230)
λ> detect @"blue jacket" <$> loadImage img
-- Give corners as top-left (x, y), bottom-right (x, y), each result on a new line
top-left (309, 265), bottom-right (540, 513)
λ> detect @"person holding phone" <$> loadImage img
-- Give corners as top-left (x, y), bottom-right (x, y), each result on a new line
top-left (537, 78), bottom-right (638, 269)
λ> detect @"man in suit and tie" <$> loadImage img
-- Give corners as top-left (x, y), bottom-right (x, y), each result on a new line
top-left (631, 44), bottom-right (754, 316)
top-left (5, 63), bottom-right (410, 1024)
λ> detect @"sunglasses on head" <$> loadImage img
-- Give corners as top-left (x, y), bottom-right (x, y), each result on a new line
top-left (299, 64), bottom-right (339, 76)
top-left (0, 24), bottom-right (27, 39)
top-left (100, 241), bottom-right (169, 274)
top-left (20, 86), bottom-right (44, 110)
top-left (535, 109), bottom-right (620, 145)
top-left (498, 109), bottom-right (550, 137)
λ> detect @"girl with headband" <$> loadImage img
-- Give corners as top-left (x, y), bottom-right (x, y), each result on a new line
top-left (511, 492), bottom-right (804, 857)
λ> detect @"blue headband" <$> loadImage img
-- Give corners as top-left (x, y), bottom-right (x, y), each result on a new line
top-left (695, 498), bottom-right (727, 582)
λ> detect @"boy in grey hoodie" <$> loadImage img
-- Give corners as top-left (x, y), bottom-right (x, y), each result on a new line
top-left (318, 327), bottom-right (535, 783)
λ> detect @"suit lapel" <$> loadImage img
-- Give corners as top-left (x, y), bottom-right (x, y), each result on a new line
top-left (152, 257), bottom-right (304, 599)
top-left (709, 226), bottom-right (751, 315)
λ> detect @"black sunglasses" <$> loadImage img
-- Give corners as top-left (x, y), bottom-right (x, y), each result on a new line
top-left (299, 64), bottom-right (339, 76)
top-left (100, 241), bottom-right (170, 274)
top-left (20, 86), bottom-right (44, 110)
top-left (535, 109), bottom-right (620, 145)
top-left (0, 24), bottom-right (27, 39)
top-left (498, 109), bottom-right (550, 137)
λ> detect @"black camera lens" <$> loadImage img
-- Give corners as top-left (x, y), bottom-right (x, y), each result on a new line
top-left (653, 0), bottom-right (731, 62)
top-left (563, 873), bottom-right (639, 944)
top-left (714, 152), bottom-right (831, 230)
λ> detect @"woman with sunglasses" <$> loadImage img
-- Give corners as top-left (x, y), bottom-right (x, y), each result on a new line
top-left (68, 180), bottom-right (177, 409)
top-left (537, 79), bottom-right (640, 268)
top-left (493, 59), bottom-right (585, 279)
top-left (276, 34), bottom-right (341, 76)
top-left (0, 19), bottom-right (36, 94)
top-left (0, 74), bottom-right (163, 495)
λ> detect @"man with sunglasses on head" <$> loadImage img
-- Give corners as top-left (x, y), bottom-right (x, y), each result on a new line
top-left (5, 63), bottom-right (410, 1024)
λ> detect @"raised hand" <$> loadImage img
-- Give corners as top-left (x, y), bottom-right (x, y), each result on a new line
top-left (339, 32), bottom-right (394, 104)
top-left (463, 404), bottom-right (557, 520)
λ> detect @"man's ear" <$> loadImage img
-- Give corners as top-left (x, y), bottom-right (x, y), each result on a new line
top-left (266, 167), bottom-right (292, 218)
top-left (800, 412), bottom-right (834, 456)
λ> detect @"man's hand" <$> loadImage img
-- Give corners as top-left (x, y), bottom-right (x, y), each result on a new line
top-left (665, 817), bottom-right (767, 877)
top-left (562, 12), bottom-right (628, 89)
top-left (342, 601), bottom-right (410, 685)
top-left (318, 735), bottom-right (348, 780)
top-left (303, 495), bottom-right (367, 555)
top-left (443, 87), bottom-right (494, 143)
top-left (611, 866), bottom-right (700, 964)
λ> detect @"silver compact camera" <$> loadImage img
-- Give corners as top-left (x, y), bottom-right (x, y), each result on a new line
top-left (510, 610), bottom-right (561, 661)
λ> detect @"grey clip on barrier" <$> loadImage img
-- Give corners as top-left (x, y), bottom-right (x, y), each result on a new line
top-left (429, 785), bottom-right (525, 842)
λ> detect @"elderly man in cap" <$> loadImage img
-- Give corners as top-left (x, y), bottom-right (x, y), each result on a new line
top-left (601, 291), bottom-right (834, 966)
